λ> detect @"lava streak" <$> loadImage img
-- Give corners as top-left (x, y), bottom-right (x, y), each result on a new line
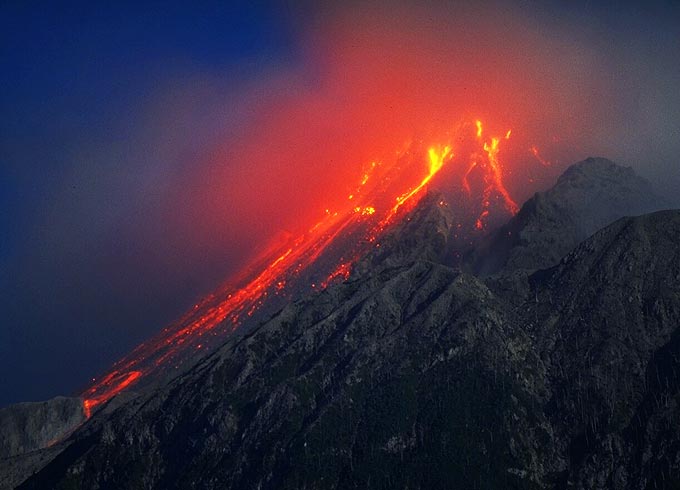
top-left (382, 145), bottom-right (453, 225)
top-left (81, 118), bottom-right (529, 416)
top-left (474, 120), bottom-right (520, 229)
top-left (82, 371), bottom-right (141, 418)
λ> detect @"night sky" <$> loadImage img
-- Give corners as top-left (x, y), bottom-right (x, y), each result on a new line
top-left (2, 1), bottom-right (679, 407)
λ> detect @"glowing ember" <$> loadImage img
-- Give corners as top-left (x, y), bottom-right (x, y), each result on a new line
top-left (530, 145), bottom-right (552, 166)
top-left (354, 206), bottom-right (376, 215)
top-left (321, 261), bottom-right (353, 288)
top-left (82, 370), bottom-right (141, 418)
top-left (81, 118), bottom-right (536, 416)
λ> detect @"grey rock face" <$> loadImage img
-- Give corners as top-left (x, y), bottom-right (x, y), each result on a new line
top-left (0, 396), bottom-right (86, 489)
top-left (0, 396), bottom-right (85, 459)
top-left (470, 157), bottom-right (668, 275)
top-left (7, 159), bottom-right (680, 489)
top-left (530, 210), bottom-right (680, 489)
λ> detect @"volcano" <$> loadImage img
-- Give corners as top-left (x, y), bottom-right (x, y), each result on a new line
top-left (76, 118), bottom-right (529, 418)
top-left (2, 148), bottom-right (680, 489)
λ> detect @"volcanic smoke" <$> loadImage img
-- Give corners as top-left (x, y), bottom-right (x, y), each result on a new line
top-left (80, 1), bottom-right (640, 416)
top-left (82, 117), bottom-right (548, 417)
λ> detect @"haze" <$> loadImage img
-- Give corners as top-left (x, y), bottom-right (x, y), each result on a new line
top-left (1, 0), bottom-right (678, 406)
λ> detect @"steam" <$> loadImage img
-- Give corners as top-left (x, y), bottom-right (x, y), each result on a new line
top-left (172, 0), bottom-right (680, 252)
top-left (3, 0), bottom-right (678, 405)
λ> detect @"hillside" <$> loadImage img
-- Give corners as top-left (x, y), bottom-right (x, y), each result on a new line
top-left (4, 159), bottom-right (680, 489)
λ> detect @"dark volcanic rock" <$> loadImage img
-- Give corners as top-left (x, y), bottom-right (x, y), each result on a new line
top-left (18, 195), bottom-right (549, 490)
top-left (8, 163), bottom-right (680, 490)
top-left (530, 210), bottom-right (680, 489)
top-left (358, 192), bottom-right (456, 269)
top-left (0, 396), bottom-right (85, 459)
top-left (21, 267), bottom-right (549, 489)
top-left (0, 396), bottom-right (86, 489)
top-left (470, 157), bottom-right (668, 275)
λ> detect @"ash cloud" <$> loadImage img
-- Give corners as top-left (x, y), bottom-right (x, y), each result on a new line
top-left (1, 0), bottom-right (678, 406)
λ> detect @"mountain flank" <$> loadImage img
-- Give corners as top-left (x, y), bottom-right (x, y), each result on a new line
top-left (3, 158), bottom-right (679, 490)
top-left (469, 157), bottom-right (668, 275)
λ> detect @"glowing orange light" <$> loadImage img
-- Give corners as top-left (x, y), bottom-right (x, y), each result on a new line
top-left (80, 117), bottom-right (525, 418)
top-left (470, 128), bottom-right (519, 229)
top-left (385, 145), bottom-right (452, 223)
top-left (484, 138), bottom-right (519, 215)
top-left (462, 160), bottom-right (477, 194)
top-left (82, 370), bottom-right (141, 418)
top-left (321, 260), bottom-right (353, 288)
top-left (475, 210), bottom-right (490, 230)
top-left (530, 145), bottom-right (551, 166)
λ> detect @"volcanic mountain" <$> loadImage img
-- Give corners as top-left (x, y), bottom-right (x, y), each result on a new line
top-left (3, 154), bottom-right (680, 489)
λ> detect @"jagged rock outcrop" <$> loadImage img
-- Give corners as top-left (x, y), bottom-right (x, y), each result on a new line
top-left (5, 159), bottom-right (680, 489)
top-left (0, 397), bottom-right (85, 459)
top-left (469, 157), bottom-right (668, 275)
top-left (0, 397), bottom-right (86, 489)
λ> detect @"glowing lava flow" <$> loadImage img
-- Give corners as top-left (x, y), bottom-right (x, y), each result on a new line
top-left (81, 118), bottom-right (529, 416)
top-left (82, 371), bottom-right (141, 418)
top-left (474, 120), bottom-right (519, 229)
top-left (81, 161), bottom-right (385, 415)
top-left (382, 145), bottom-right (452, 225)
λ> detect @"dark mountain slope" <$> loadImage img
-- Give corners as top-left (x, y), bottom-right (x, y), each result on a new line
top-left (530, 210), bottom-right (680, 488)
top-left (470, 157), bottom-right (668, 275)
top-left (20, 199), bottom-right (552, 490)
top-left (10, 162), bottom-right (680, 490)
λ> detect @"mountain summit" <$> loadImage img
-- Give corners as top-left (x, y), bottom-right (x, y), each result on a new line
top-left (469, 157), bottom-right (668, 275)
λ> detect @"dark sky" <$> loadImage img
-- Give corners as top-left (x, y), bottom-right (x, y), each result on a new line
top-left (0, 1), bottom-right (302, 406)
top-left (1, 1), bottom-right (679, 407)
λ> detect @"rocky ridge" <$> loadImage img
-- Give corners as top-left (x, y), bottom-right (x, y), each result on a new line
top-left (469, 157), bottom-right (668, 275)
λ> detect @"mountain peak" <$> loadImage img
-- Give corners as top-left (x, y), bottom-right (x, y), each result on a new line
top-left (468, 157), bottom-right (669, 275)
top-left (556, 156), bottom-right (630, 181)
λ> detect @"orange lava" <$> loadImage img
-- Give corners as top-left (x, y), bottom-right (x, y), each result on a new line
top-left (82, 370), bottom-right (141, 418)
top-left (321, 261), bottom-right (353, 289)
top-left (381, 145), bottom-right (452, 225)
top-left (475, 124), bottom-right (520, 229)
top-left (81, 118), bottom-right (529, 416)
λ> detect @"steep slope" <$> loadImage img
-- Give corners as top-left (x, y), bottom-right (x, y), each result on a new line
top-left (0, 397), bottom-right (85, 459)
top-left (470, 157), bottom-right (668, 275)
top-left (530, 210), bottom-right (680, 488)
top-left (10, 166), bottom-right (680, 490)
top-left (18, 196), bottom-right (552, 490)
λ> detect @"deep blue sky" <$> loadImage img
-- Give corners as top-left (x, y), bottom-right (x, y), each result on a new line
top-left (1, 1), bottom-right (679, 407)
top-left (0, 1), bottom-right (302, 406)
